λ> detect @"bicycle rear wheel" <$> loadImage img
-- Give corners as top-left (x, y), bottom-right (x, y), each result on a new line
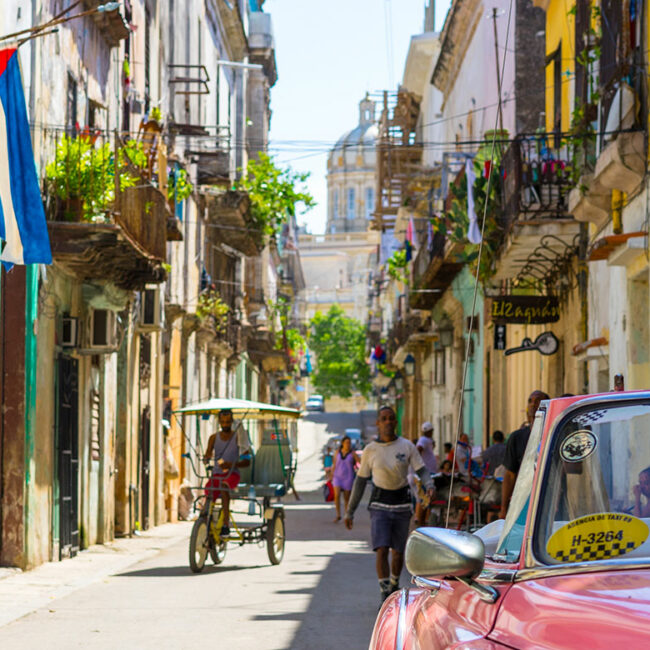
top-left (266, 510), bottom-right (285, 565)
top-left (189, 516), bottom-right (209, 573)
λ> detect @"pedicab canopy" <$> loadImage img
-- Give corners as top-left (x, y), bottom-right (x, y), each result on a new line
top-left (174, 397), bottom-right (301, 420)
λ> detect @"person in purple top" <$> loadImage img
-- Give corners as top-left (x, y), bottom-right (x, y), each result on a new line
top-left (332, 435), bottom-right (360, 522)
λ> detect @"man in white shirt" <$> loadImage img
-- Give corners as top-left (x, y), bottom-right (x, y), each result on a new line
top-left (412, 421), bottom-right (439, 525)
top-left (344, 405), bottom-right (434, 602)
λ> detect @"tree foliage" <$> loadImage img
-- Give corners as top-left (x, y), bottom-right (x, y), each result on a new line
top-left (308, 305), bottom-right (371, 399)
top-left (237, 153), bottom-right (315, 239)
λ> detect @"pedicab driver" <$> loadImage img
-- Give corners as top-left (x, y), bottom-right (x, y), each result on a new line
top-left (203, 409), bottom-right (251, 535)
top-left (344, 405), bottom-right (434, 602)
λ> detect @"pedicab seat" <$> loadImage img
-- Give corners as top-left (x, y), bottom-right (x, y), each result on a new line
top-left (236, 429), bottom-right (293, 498)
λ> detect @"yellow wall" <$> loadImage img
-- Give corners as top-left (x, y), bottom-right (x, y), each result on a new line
top-left (545, 0), bottom-right (576, 134)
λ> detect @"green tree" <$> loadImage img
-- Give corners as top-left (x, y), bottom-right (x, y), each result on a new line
top-left (308, 305), bottom-right (371, 399)
top-left (237, 153), bottom-right (315, 239)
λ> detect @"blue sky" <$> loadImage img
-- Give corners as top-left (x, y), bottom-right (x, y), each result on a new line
top-left (264, 0), bottom-right (451, 234)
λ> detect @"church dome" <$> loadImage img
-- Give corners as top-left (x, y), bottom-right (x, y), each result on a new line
top-left (329, 96), bottom-right (377, 170)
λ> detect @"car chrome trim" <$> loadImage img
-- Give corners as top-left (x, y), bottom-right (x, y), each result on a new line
top-left (412, 575), bottom-right (441, 593)
top-left (457, 577), bottom-right (499, 603)
top-left (395, 587), bottom-right (408, 650)
top-left (524, 395), bottom-right (650, 569)
top-left (478, 567), bottom-right (517, 584)
top-left (515, 559), bottom-right (650, 582)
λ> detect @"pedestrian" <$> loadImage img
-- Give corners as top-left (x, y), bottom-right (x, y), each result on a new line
top-left (331, 435), bottom-right (360, 522)
top-left (416, 422), bottom-right (439, 474)
top-left (412, 422), bottom-right (438, 525)
top-left (444, 442), bottom-right (453, 461)
top-left (500, 390), bottom-right (549, 518)
top-left (455, 433), bottom-right (472, 476)
top-left (480, 430), bottom-right (506, 476)
top-left (344, 405), bottom-right (434, 603)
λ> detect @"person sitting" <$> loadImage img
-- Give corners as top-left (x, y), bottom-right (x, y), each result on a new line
top-left (203, 409), bottom-right (251, 536)
top-left (633, 467), bottom-right (650, 518)
top-left (480, 430), bottom-right (506, 477)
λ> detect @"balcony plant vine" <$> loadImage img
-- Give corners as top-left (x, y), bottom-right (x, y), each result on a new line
top-left (45, 134), bottom-right (150, 222)
top-left (566, 3), bottom-right (601, 188)
top-left (237, 153), bottom-right (315, 241)
top-left (432, 155), bottom-right (504, 283)
top-left (196, 289), bottom-right (229, 334)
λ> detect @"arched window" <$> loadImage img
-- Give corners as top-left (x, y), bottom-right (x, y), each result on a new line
top-left (333, 189), bottom-right (339, 220)
top-left (366, 187), bottom-right (374, 219)
top-left (347, 188), bottom-right (355, 220)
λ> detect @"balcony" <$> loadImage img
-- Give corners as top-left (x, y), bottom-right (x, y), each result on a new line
top-left (44, 130), bottom-right (168, 289)
top-left (82, 1), bottom-right (129, 46)
top-left (493, 138), bottom-right (580, 281)
top-left (204, 190), bottom-right (264, 256)
top-left (409, 233), bottom-right (464, 310)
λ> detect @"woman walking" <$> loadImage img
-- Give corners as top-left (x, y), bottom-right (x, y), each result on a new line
top-left (332, 435), bottom-right (359, 522)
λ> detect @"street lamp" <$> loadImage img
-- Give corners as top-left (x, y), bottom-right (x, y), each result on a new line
top-left (404, 353), bottom-right (416, 377)
top-left (394, 371), bottom-right (404, 393)
top-left (387, 379), bottom-right (396, 401)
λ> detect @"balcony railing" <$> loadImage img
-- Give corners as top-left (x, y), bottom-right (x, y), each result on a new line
top-left (502, 138), bottom-right (573, 226)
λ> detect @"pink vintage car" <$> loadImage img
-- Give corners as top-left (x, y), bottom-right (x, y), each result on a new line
top-left (370, 392), bottom-right (650, 649)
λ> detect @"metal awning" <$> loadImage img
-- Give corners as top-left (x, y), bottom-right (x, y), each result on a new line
top-left (174, 397), bottom-right (301, 420)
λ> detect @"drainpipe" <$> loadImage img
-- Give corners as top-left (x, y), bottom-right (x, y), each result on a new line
top-left (612, 189), bottom-right (624, 234)
top-left (24, 265), bottom-right (39, 564)
top-left (578, 223), bottom-right (589, 392)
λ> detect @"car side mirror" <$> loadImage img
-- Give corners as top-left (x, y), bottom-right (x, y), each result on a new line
top-left (405, 528), bottom-right (498, 603)
top-left (406, 527), bottom-right (485, 579)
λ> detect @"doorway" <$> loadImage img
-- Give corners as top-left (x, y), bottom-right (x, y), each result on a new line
top-left (57, 355), bottom-right (80, 559)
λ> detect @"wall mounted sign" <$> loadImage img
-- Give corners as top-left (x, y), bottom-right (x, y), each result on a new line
top-left (505, 331), bottom-right (559, 356)
top-left (494, 324), bottom-right (506, 350)
top-left (491, 295), bottom-right (560, 324)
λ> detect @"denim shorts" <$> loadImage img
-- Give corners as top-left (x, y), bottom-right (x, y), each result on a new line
top-left (369, 508), bottom-right (412, 552)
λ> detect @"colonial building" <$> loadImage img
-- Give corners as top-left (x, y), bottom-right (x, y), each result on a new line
top-left (0, 0), bottom-right (303, 570)
top-left (326, 96), bottom-right (378, 234)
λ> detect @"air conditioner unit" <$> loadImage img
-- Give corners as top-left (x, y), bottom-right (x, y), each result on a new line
top-left (61, 316), bottom-right (78, 348)
top-left (88, 309), bottom-right (118, 350)
top-left (139, 285), bottom-right (163, 330)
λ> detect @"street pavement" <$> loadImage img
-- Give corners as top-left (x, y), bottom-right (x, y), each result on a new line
top-left (0, 411), bottom-right (385, 649)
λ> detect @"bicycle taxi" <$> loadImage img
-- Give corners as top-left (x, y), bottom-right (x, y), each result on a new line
top-left (174, 397), bottom-right (301, 573)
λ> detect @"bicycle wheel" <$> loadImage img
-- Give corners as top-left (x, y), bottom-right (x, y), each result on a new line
top-left (209, 530), bottom-right (227, 564)
top-left (189, 516), bottom-right (209, 573)
top-left (266, 510), bottom-right (285, 565)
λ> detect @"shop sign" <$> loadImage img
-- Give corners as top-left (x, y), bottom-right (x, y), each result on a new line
top-left (491, 295), bottom-right (560, 324)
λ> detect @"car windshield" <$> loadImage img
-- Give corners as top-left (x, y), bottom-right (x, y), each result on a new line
top-left (534, 401), bottom-right (650, 565)
top-left (495, 410), bottom-right (545, 562)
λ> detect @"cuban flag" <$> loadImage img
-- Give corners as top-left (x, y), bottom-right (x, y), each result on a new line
top-left (0, 48), bottom-right (51, 266)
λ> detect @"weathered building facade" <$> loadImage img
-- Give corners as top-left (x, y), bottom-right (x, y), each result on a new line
top-left (0, 0), bottom-right (302, 570)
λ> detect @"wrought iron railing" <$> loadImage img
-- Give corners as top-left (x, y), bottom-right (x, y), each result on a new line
top-left (502, 138), bottom-right (573, 226)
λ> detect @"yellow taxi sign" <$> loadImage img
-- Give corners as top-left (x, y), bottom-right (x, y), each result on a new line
top-left (547, 512), bottom-right (649, 563)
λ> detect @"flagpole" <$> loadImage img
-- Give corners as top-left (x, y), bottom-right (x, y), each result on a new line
top-left (0, 2), bottom-right (120, 45)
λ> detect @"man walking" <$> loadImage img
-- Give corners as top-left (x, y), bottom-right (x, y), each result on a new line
top-left (344, 405), bottom-right (433, 602)
top-left (500, 390), bottom-right (549, 518)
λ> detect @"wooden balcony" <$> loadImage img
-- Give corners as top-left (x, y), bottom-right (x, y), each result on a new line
top-left (204, 190), bottom-right (264, 256)
top-left (493, 138), bottom-right (580, 281)
top-left (82, 1), bottom-right (129, 46)
top-left (48, 183), bottom-right (169, 289)
top-left (409, 234), bottom-right (464, 310)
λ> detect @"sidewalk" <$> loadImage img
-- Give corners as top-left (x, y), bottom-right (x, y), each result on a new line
top-left (0, 521), bottom-right (192, 628)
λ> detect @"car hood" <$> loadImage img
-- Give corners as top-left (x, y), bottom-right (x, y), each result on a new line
top-left (490, 568), bottom-right (650, 648)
